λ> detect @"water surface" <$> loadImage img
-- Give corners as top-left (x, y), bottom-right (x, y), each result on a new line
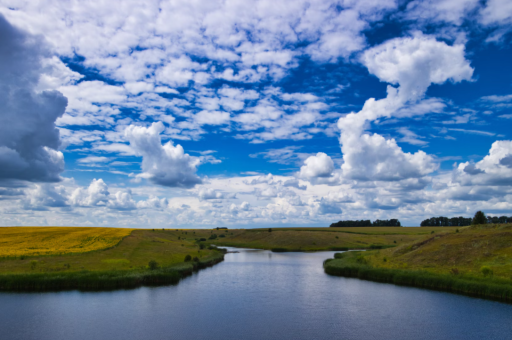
top-left (1, 248), bottom-right (511, 340)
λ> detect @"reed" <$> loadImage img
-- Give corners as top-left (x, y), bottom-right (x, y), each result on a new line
top-left (0, 251), bottom-right (225, 292)
top-left (324, 252), bottom-right (512, 303)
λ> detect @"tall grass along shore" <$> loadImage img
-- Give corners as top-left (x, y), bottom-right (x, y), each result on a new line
top-left (324, 224), bottom-right (512, 303)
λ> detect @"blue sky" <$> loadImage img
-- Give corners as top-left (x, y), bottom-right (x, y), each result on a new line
top-left (0, 0), bottom-right (511, 228)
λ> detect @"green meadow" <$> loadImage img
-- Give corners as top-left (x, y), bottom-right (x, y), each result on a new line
top-left (324, 224), bottom-right (512, 302)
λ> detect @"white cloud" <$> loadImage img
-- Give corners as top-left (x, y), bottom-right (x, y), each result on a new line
top-left (299, 152), bottom-right (335, 179)
top-left (70, 178), bottom-right (110, 207)
top-left (453, 140), bottom-right (512, 186)
top-left (125, 122), bottom-right (202, 188)
top-left (337, 34), bottom-right (473, 181)
top-left (405, 0), bottom-right (479, 25)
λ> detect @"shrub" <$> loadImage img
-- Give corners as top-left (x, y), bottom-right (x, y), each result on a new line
top-left (208, 234), bottom-right (217, 240)
top-left (355, 254), bottom-right (369, 265)
top-left (199, 238), bottom-right (206, 242)
top-left (199, 244), bottom-right (205, 250)
top-left (450, 268), bottom-right (460, 276)
top-left (335, 236), bottom-right (339, 239)
top-left (431, 231), bottom-right (435, 234)
top-left (456, 229), bottom-right (459, 233)
top-left (481, 266), bottom-right (493, 277)
top-left (219, 234), bottom-right (225, 238)
top-left (369, 245), bottom-right (384, 249)
top-left (193, 257), bottom-right (199, 262)
top-left (148, 260), bottom-right (159, 270)
top-left (383, 257), bottom-right (387, 262)
top-left (184, 255), bottom-right (192, 262)
top-left (30, 261), bottom-right (38, 270)
top-left (268, 228), bottom-right (272, 232)
top-left (473, 211), bottom-right (487, 225)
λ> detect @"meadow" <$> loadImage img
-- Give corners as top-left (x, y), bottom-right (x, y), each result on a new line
top-left (0, 228), bottom-right (226, 291)
top-left (324, 224), bottom-right (512, 302)
top-left (209, 226), bottom-right (458, 251)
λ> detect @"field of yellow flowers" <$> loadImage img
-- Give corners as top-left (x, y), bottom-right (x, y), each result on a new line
top-left (0, 227), bottom-right (133, 257)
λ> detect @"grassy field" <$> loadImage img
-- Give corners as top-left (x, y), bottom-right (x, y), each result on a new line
top-left (324, 224), bottom-right (512, 302)
top-left (209, 227), bottom-right (458, 251)
top-left (0, 227), bottom-right (133, 257)
top-left (0, 228), bottom-right (226, 290)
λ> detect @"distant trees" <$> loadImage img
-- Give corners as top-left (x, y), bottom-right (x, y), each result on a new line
top-left (472, 211), bottom-right (487, 225)
top-left (420, 216), bottom-right (472, 227)
top-left (420, 212), bottom-right (512, 227)
top-left (330, 219), bottom-right (401, 227)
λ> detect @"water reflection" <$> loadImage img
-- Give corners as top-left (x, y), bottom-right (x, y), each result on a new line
top-left (1, 247), bottom-right (511, 340)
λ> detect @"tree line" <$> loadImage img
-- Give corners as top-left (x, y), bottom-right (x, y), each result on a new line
top-left (330, 219), bottom-right (401, 227)
top-left (421, 212), bottom-right (512, 226)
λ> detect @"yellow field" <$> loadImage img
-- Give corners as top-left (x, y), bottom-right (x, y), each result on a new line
top-left (0, 227), bottom-right (133, 257)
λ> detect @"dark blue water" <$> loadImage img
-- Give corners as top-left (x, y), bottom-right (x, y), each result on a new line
top-left (1, 248), bottom-right (512, 340)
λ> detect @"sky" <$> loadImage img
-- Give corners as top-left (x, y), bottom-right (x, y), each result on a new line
top-left (0, 0), bottom-right (511, 228)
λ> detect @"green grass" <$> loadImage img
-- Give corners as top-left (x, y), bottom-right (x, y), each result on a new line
top-left (324, 224), bottom-right (512, 302)
top-left (209, 227), bottom-right (449, 251)
top-left (0, 228), bottom-right (226, 291)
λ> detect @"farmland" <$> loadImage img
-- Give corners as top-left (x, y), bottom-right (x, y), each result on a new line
top-left (0, 227), bottom-right (133, 257)
top-left (0, 228), bottom-right (226, 290)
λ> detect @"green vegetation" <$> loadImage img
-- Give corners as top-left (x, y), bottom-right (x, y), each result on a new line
top-left (324, 224), bottom-right (512, 302)
top-left (330, 219), bottom-right (401, 227)
top-left (209, 227), bottom-right (456, 251)
top-left (472, 211), bottom-right (487, 225)
top-left (0, 228), bottom-right (225, 291)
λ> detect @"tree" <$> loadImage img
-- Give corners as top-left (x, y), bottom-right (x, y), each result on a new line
top-left (148, 260), bottom-right (159, 270)
top-left (184, 255), bottom-right (192, 262)
top-left (472, 211), bottom-right (487, 225)
top-left (268, 228), bottom-right (272, 232)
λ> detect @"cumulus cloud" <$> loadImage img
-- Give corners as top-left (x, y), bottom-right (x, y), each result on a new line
top-left (23, 184), bottom-right (68, 210)
top-left (454, 140), bottom-right (512, 186)
top-left (299, 153), bottom-right (335, 179)
top-left (70, 179), bottom-right (110, 207)
top-left (337, 34), bottom-right (473, 181)
top-left (0, 15), bottom-right (67, 183)
top-left (125, 122), bottom-right (202, 188)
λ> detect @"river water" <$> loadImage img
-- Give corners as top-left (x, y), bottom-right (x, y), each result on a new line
top-left (1, 248), bottom-right (512, 340)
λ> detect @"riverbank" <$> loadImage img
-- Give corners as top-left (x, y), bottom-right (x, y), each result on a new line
top-left (209, 227), bottom-right (458, 251)
top-left (0, 228), bottom-right (226, 291)
top-left (324, 224), bottom-right (512, 302)
top-left (0, 252), bottom-right (225, 291)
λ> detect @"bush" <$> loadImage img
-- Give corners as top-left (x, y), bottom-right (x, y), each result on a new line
top-left (473, 211), bottom-right (487, 225)
top-left (269, 228), bottom-right (272, 232)
top-left (148, 260), bottom-right (159, 270)
top-left (193, 257), bottom-right (199, 262)
top-left (184, 255), bottom-right (192, 262)
top-left (30, 261), bottom-right (38, 270)
top-left (199, 244), bottom-right (205, 250)
top-left (481, 266), bottom-right (493, 277)
top-left (199, 238), bottom-right (206, 241)
top-left (208, 234), bottom-right (217, 240)
top-left (355, 254), bottom-right (369, 265)
top-left (219, 234), bottom-right (225, 238)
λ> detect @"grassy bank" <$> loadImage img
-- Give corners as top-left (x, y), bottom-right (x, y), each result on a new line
top-left (0, 228), bottom-right (225, 291)
top-left (324, 224), bottom-right (512, 302)
top-left (209, 227), bottom-right (456, 251)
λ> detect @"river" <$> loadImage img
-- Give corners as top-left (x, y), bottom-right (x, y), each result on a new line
top-left (1, 248), bottom-right (512, 340)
